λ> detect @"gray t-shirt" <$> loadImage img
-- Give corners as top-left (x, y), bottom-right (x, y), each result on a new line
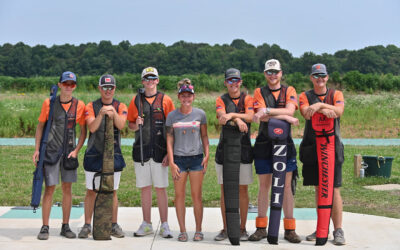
top-left (165, 107), bottom-right (207, 156)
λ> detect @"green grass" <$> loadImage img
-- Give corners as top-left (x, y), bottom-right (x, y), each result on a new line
top-left (1, 91), bottom-right (400, 138)
top-left (0, 145), bottom-right (399, 218)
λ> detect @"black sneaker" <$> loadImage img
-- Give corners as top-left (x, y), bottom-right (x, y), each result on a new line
top-left (78, 224), bottom-right (91, 238)
top-left (60, 224), bottom-right (76, 239)
top-left (37, 225), bottom-right (49, 240)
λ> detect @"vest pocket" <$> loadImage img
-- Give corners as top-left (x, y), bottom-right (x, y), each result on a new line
top-left (241, 143), bottom-right (254, 164)
top-left (132, 143), bottom-right (151, 163)
top-left (114, 146), bottom-right (126, 171)
top-left (63, 156), bottom-right (79, 170)
top-left (253, 133), bottom-right (271, 159)
top-left (215, 142), bottom-right (224, 165)
top-left (299, 142), bottom-right (317, 166)
top-left (44, 147), bottom-right (63, 165)
top-left (335, 141), bottom-right (344, 165)
top-left (83, 147), bottom-right (102, 172)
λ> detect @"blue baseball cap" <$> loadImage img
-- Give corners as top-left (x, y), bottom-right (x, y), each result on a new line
top-left (60, 71), bottom-right (77, 83)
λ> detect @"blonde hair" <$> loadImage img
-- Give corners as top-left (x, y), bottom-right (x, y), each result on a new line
top-left (177, 78), bottom-right (192, 89)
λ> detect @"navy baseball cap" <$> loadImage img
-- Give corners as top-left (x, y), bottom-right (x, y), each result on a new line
top-left (99, 74), bottom-right (116, 86)
top-left (60, 71), bottom-right (77, 83)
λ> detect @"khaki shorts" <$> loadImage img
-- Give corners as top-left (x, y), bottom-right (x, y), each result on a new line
top-left (215, 163), bottom-right (253, 185)
top-left (134, 159), bottom-right (169, 188)
top-left (44, 157), bottom-right (77, 186)
top-left (85, 171), bottom-right (121, 190)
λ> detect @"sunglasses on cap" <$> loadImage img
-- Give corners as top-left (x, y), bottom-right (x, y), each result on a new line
top-left (312, 74), bottom-right (328, 79)
top-left (101, 85), bottom-right (115, 91)
top-left (178, 84), bottom-right (194, 94)
top-left (266, 70), bottom-right (280, 76)
top-left (61, 82), bottom-right (76, 88)
top-left (143, 76), bottom-right (158, 82)
top-left (226, 78), bottom-right (241, 84)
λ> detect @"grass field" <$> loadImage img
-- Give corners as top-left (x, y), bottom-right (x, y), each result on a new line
top-left (0, 145), bottom-right (399, 218)
top-left (0, 91), bottom-right (399, 138)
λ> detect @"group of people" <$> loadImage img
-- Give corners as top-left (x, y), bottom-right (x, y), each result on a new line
top-left (32, 59), bottom-right (345, 245)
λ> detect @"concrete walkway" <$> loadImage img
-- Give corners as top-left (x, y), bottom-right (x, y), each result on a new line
top-left (0, 207), bottom-right (399, 250)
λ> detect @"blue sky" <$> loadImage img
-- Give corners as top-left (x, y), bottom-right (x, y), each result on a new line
top-left (0, 0), bottom-right (399, 57)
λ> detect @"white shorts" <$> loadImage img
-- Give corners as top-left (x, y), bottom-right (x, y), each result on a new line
top-left (215, 163), bottom-right (253, 185)
top-left (134, 159), bottom-right (169, 188)
top-left (85, 171), bottom-right (121, 190)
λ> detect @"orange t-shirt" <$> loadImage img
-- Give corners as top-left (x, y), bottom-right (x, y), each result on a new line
top-left (253, 86), bottom-right (298, 111)
top-left (299, 90), bottom-right (344, 109)
top-left (127, 94), bottom-right (175, 122)
top-left (38, 98), bottom-right (86, 126)
top-left (84, 101), bottom-right (128, 120)
top-left (216, 94), bottom-right (254, 115)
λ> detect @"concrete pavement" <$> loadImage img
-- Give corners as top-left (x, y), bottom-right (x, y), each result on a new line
top-left (1, 207), bottom-right (399, 250)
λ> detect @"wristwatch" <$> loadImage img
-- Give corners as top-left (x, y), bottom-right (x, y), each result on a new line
top-left (264, 107), bottom-right (271, 115)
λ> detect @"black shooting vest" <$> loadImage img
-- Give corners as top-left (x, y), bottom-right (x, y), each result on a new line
top-left (83, 99), bottom-right (126, 172)
top-left (215, 92), bottom-right (253, 164)
top-left (299, 89), bottom-right (344, 167)
top-left (44, 96), bottom-right (78, 165)
top-left (253, 85), bottom-right (297, 160)
top-left (132, 92), bottom-right (167, 163)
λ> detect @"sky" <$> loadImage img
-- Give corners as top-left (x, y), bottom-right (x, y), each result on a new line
top-left (0, 0), bottom-right (399, 57)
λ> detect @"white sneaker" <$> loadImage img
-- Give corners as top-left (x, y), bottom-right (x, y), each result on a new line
top-left (159, 222), bottom-right (173, 238)
top-left (134, 221), bottom-right (154, 237)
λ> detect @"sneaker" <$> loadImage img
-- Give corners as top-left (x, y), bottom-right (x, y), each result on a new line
top-left (134, 221), bottom-right (154, 237)
top-left (306, 231), bottom-right (316, 241)
top-left (240, 228), bottom-right (249, 241)
top-left (78, 224), bottom-right (91, 238)
top-left (248, 228), bottom-right (267, 241)
top-left (159, 222), bottom-right (173, 238)
top-left (37, 225), bottom-right (49, 240)
top-left (214, 229), bottom-right (227, 241)
top-left (333, 228), bottom-right (346, 245)
top-left (60, 224), bottom-right (76, 239)
top-left (284, 230), bottom-right (301, 243)
top-left (111, 223), bottom-right (125, 238)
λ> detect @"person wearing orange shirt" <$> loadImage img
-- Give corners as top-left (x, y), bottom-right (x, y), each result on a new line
top-left (32, 71), bottom-right (86, 240)
top-left (249, 59), bottom-right (301, 243)
top-left (78, 74), bottom-right (128, 239)
top-left (127, 67), bottom-right (175, 238)
top-left (213, 68), bottom-right (254, 242)
top-left (299, 63), bottom-right (345, 245)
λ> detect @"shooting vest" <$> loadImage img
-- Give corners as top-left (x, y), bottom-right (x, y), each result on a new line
top-left (299, 89), bottom-right (344, 167)
top-left (253, 85), bottom-right (296, 159)
top-left (83, 99), bottom-right (126, 172)
top-left (132, 92), bottom-right (167, 163)
top-left (215, 92), bottom-right (253, 164)
top-left (44, 96), bottom-right (78, 165)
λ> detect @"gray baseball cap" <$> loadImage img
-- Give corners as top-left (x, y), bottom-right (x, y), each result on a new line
top-left (225, 68), bottom-right (241, 79)
top-left (311, 63), bottom-right (328, 75)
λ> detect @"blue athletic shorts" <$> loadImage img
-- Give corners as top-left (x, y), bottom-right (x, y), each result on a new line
top-left (174, 154), bottom-right (204, 172)
top-left (254, 158), bottom-right (297, 175)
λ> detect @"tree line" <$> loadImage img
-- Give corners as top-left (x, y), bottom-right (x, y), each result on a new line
top-left (1, 39), bottom-right (400, 77)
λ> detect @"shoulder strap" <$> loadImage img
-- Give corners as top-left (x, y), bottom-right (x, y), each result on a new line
top-left (112, 99), bottom-right (120, 113)
top-left (93, 98), bottom-right (102, 117)
top-left (305, 89), bottom-right (319, 105)
top-left (237, 92), bottom-right (246, 113)
top-left (276, 85), bottom-right (288, 108)
top-left (260, 86), bottom-right (276, 108)
top-left (220, 93), bottom-right (238, 113)
top-left (324, 88), bottom-right (335, 105)
top-left (66, 98), bottom-right (78, 129)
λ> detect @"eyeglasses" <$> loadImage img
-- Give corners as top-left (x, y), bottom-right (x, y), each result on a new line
top-left (226, 78), bottom-right (241, 84)
top-left (312, 74), bottom-right (327, 79)
top-left (62, 82), bottom-right (76, 88)
top-left (266, 70), bottom-right (280, 76)
top-left (143, 76), bottom-right (158, 82)
top-left (101, 85), bottom-right (115, 91)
